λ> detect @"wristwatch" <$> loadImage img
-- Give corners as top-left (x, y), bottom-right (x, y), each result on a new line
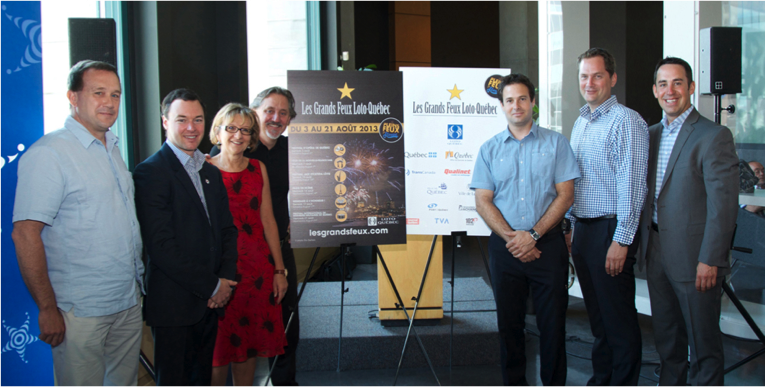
top-left (618, 242), bottom-right (629, 247)
top-left (529, 229), bottom-right (541, 241)
top-left (274, 269), bottom-right (288, 276)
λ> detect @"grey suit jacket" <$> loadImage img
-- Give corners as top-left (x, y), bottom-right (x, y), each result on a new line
top-left (638, 108), bottom-right (739, 282)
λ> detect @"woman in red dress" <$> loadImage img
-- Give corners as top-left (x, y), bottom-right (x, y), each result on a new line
top-left (208, 103), bottom-right (289, 386)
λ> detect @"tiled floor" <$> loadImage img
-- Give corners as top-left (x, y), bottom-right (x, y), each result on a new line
top-left (143, 237), bottom-right (765, 385)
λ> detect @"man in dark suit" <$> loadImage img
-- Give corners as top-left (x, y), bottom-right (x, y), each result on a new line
top-left (134, 88), bottom-right (238, 385)
top-left (639, 57), bottom-right (739, 385)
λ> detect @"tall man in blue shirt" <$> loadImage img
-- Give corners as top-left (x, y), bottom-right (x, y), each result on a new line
top-left (639, 57), bottom-right (738, 385)
top-left (472, 74), bottom-right (581, 385)
top-left (12, 60), bottom-right (145, 385)
top-left (568, 48), bottom-right (649, 385)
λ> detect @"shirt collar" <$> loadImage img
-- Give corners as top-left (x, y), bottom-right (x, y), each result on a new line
top-left (166, 140), bottom-right (205, 171)
top-left (579, 95), bottom-right (618, 121)
top-left (65, 115), bottom-right (118, 151)
top-left (661, 105), bottom-right (694, 132)
top-left (503, 122), bottom-right (539, 143)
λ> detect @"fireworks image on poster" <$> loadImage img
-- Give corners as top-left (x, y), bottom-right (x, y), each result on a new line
top-left (337, 138), bottom-right (405, 222)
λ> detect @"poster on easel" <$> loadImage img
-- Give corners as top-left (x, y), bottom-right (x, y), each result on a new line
top-left (287, 71), bottom-right (406, 248)
top-left (402, 67), bottom-right (510, 236)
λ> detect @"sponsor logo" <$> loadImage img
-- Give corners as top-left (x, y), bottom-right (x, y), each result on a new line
top-left (406, 168), bottom-right (436, 176)
top-left (405, 152), bottom-right (438, 159)
top-left (445, 150), bottom-right (473, 161)
top-left (466, 217), bottom-right (479, 225)
top-left (379, 117), bottom-right (403, 143)
top-left (406, 218), bottom-right (420, 225)
top-left (427, 183), bottom-right (448, 195)
top-left (445, 168), bottom-right (471, 176)
top-left (435, 218), bottom-right (450, 224)
top-left (458, 205), bottom-right (476, 211)
top-left (447, 124), bottom-right (463, 140)
top-left (428, 203), bottom-right (448, 212)
top-left (368, 217), bottom-right (377, 226)
top-left (485, 74), bottom-right (504, 97)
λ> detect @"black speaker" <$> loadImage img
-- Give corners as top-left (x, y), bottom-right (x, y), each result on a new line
top-left (68, 18), bottom-right (117, 69)
top-left (699, 26), bottom-right (742, 95)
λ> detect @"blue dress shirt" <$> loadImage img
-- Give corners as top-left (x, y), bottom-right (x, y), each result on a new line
top-left (165, 140), bottom-right (221, 297)
top-left (569, 96), bottom-right (649, 245)
top-left (13, 116), bottom-right (144, 317)
top-left (471, 123), bottom-right (581, 231)
top-left (652, 105), bottom-right (694, 223)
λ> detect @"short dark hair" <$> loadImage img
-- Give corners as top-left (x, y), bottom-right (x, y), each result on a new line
top-left (578, 47), bottom-right (616, 77)
top-left (497, 73), bottom-right (536, 103)
top-left (161, 88), bottom-right (205, 118)
top-left (67, 60), bottom-right (119, 92)
top-left (653, 57), bottom-right (694, 86)
top-left (250, 86), bottom-right (297, 119)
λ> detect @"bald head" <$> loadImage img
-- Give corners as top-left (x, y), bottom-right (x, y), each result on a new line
top-left (750, 161), bottom-right (764, 187)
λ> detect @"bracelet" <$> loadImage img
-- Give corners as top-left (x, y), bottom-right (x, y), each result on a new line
top-left (274, 269), bottom-right (287, 276)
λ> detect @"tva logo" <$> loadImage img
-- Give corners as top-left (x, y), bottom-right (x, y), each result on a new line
top-left (435, 218), bottom-right (449, 224)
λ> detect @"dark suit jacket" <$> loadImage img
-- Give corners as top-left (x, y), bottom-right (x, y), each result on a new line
top-left (134, 143), bottom-right (238, 327)
top-left (638, 108), bottom-right (739, 282)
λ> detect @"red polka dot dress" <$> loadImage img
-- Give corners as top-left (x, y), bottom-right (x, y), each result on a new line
top-left (213, 159), bottom-right (287, 366)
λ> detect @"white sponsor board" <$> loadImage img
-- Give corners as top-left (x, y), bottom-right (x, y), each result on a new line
top-left (402, 67), bottom-right (510, 236)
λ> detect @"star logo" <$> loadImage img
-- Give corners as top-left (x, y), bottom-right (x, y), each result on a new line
top-left (3, 312), bottom-right (41, 363)
top-left (2, 5), bottom-right (43, 75)
top-left (447, 84), bottom-right (464, 100)
top-left (337, 82), bottom-right (355, 100)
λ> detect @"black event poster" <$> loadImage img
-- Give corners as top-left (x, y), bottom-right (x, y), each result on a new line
top-left (287, 71), bottom-right (406, 248)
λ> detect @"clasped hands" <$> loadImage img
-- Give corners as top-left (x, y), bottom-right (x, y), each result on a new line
top-left (207, 278), bottom-right (238, 309)
top-left (505, 230), bottom-right (541, 262)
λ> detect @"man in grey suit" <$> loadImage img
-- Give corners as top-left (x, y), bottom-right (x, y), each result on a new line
top-left (639, 57), bottom-right (739, 385)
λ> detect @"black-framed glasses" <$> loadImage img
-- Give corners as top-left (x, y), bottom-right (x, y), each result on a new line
top-left (218, 125), bottom-right (254, 135)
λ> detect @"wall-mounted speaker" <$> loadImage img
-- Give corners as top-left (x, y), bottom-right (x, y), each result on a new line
top-left (68, 18), bottom-right (117, 69)
top-left (699, 27), bottom-right (742, 95)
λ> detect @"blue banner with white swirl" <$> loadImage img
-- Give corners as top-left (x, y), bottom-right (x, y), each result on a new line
top-left (1, 1), bottom-right (54, 385)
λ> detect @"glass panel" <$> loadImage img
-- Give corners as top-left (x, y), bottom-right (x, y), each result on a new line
top-left (722, 1), bottom-right (765, 144)
top-left (546, 1), bottom-right (564, 134)
top-left (41, 2), bottom-right (100, 135)
top-left (247, 1), bottom-right (308, 100)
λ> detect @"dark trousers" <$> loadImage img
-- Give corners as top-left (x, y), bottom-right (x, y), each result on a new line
top-left (571, 218), bottom-right (641, 386)
top-left (152, 308), bottom-right (218, 386)
top-left (646, 228), bottom-right (724, 386)
top-left (488, 231), bottom-right (569, 386)
top-left (269, 243), bottom-right (299, 385)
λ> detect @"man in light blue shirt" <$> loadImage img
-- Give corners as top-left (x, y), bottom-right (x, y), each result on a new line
top-left (12, 60), bottom-right (144, 385)
top-left (568, 47), bottom-right (649, 386)
top-left (471, 74), bottom-right (580, 385)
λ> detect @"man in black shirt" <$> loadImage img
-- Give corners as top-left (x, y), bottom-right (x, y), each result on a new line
top-left (211, 86), bottom-right (299, 385)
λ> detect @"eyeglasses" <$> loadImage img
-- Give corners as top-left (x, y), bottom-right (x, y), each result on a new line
top-left (218, 125), bottom-right (254, 135)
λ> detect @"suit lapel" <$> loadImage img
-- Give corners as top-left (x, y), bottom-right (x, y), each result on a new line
top-left (659, 109), bottom-right (699, 192)
top-left (200, 166), bottom-right (217, 230)
top-left (648, 124), bottom-right (662, 201)
top-left (160, 144), bottom-right (210, 222)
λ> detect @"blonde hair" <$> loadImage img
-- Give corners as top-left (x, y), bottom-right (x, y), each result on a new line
top-left (209, 103), bottom-right (259, 149)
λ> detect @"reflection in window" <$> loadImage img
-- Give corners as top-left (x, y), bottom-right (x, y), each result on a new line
top-left (246, 1), bottom-right (308, 100)
top-left (723, 1), bottom-right (765, 144)
top-left (546, 1), bottom-right (563, 133)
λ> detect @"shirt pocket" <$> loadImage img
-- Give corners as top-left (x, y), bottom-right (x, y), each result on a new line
top-left (531, 151), bottom-right (555, 179)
